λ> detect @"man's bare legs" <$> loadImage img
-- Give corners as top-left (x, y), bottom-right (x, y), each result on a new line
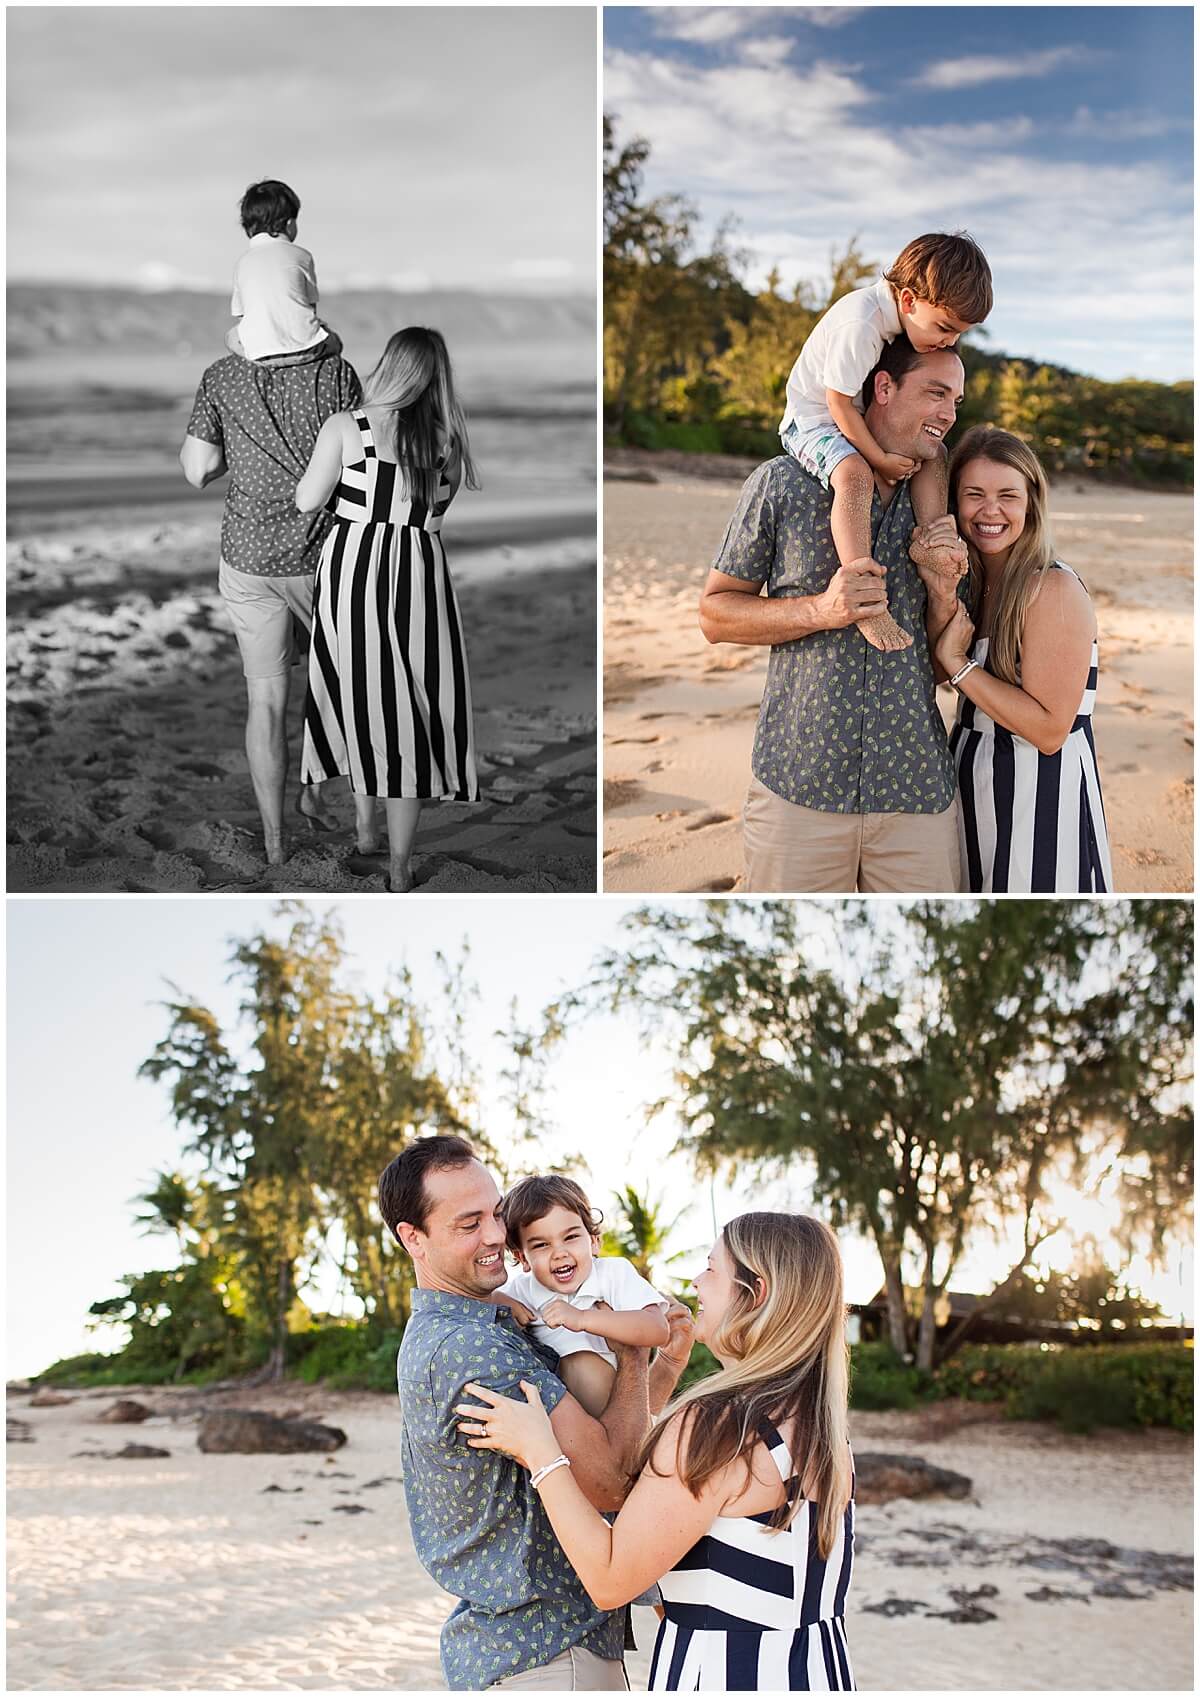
top-left (244, 673), bottom-right (291, 865)
top-left (829, 452), bottom-right (912, 652)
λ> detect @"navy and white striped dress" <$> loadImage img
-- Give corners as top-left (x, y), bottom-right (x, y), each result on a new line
top-left (949, 564), bottom-right (1112, 892)
top-left (300, 410), bottom-right (479, 801)
top-left (649, 1423), bottom-right (854, 1692)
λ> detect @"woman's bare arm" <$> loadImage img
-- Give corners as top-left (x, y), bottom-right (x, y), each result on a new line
top-left (295, 414), bottom-right (349, 512)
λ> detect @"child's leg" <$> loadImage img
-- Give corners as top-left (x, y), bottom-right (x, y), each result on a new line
top-left (560, 1351), bottom-right (616, 1418)
top-left (910, 445), bottom-right (948, 528)
top-left (829, 453), bottom-right (912, 652)
top-left (225, 324), bottom-right (245, 357)
top-left (908, 446), bottom-right (968, 591)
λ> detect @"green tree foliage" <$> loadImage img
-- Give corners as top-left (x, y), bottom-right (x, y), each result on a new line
top-left (603, 119), bottom-right (1193, 486)
top-left (601, 1183), bottom-right (690, 1283)
top-left (575, 900), bottom-right (1192, 1370)
top-left (136, 908), bottom-right (479, 1377)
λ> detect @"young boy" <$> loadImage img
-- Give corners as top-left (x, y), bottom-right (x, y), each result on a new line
top-left (780, 231), bottom-right (993, 651)
top-left (496, 1174), bottom-right (670, 1420)
top-left (225, 179), bottom-right (341, 361)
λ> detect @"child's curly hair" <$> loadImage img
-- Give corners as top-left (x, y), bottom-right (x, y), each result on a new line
top-left (500, 1174), bottom-right (603, 1256)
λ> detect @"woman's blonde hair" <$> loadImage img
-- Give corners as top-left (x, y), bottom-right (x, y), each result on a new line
top-left (640, 1212), bottom-right (852, 1560)
top-left (361, 327), bottom-right (479, 506)
top-left (948, 425), bottom-right (1055, 686)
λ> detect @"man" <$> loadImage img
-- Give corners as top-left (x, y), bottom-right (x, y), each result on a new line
top-left (378, 1136), bottom-right (694, 1691)
top-left (180, 338), bottom-right (361, 863)
top-left (699, 338), bottom-right (968, 893)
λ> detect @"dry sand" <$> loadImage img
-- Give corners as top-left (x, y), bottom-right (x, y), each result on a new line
top-left (7, 1384), bottom-right (1192, 1691)
top-left (603, 450), bottom-right (1193, 894)
top-left (7, 503), bottom-right (596, 895)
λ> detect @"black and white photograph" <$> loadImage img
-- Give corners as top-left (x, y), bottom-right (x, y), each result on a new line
top-left (7, 6), bottom-right (597, 893)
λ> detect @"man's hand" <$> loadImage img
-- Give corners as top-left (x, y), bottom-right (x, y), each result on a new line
top-left (818, 558), bottom-right (889, 629)
top-left (910, 517), bottom-right (969, 602)
top-left (540, 1297), bottom-right (586, 1333)
top-left (875, 451), bottom-right (919, 483)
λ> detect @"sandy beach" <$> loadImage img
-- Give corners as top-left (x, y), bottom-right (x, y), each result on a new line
top-left (6, 294), bottom-right (598, 894)
top-left (603, 449), bottom-right (1193, 894)
top-left (7, 1383), bottom-right (1191, 1691)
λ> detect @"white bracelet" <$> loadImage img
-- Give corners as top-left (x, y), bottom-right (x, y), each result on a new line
top-left (530, 1454), bottom-right (572, 1491)
top-left (949, 658), bottom-right (979, 688)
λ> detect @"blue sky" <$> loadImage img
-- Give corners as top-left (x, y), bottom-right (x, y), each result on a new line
top-left (7, 898), bottom-right (1191, 1377)
top-left (605, 6), bottom-right (1194, 380)
top-left (7, 7), bottom-right (594, 294)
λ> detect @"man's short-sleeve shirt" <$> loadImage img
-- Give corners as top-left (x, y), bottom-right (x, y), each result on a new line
top-left (186, 347), bottom-right (361, 577)
top-left (714, 455), bottom-right (955, 815)
top-left (501, 1255), bottom-right (666, 1370)
top-left (398, 1289), bottom-right (624, 1689)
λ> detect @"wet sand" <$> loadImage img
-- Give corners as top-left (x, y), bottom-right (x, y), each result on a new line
top-left (603, 450), bottom-right (1193, 894)
top-left (7, 1384), bottom-right (1191, 1690)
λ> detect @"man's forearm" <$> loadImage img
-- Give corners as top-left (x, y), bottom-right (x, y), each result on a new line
top-left (699, 587), bottom-right (838, 647)
top-left (597, 1346), bottom-right (651, 1479)
top-left (648, 1347), bottom-right (687, 1416)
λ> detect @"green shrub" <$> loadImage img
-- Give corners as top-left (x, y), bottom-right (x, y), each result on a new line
top-left (920, 1342), bottom-right (1191, 1433)
top-left (849, 1343), bottom-right (926, 1411)
top-left (288, 1323), bottom-right (406, 1391)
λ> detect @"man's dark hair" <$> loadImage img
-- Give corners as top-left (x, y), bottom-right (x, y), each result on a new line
top-left (378, 1135), bottom-right (477, 1239)
top-left (861, 332), bottom-right (927, 410)
top-left (500, 1174), bottom-right (602, 1255)
top-left (239, 179), bottom-right (301, 238)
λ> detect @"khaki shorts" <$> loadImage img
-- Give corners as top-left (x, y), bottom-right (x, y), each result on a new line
top-left (218, 558), bottom-right (314, 680)
top-left (490, 1646), bottom-right (628, 1690)
top-left (743, 776), bottom-right (962, 893)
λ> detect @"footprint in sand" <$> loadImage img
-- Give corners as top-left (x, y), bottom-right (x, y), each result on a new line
top-left (609, 734), bottom-right (660, 746)
top-left (685, 811), bottom-right (732, 832)
top-left (180, 760), bottom-right (226, 779)
top-left (603, 778), bottom-right (643, 810)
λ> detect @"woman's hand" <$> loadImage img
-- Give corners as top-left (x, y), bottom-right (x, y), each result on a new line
top-left (455, 1381), bottom-right (561, 1473)
top-left (935, 602), bottom-right (975, 676)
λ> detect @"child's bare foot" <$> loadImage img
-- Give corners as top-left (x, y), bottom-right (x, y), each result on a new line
top-left (856, 610), bottom-right (913, 652)
top-left (909, 521), bottom-right (970, 593)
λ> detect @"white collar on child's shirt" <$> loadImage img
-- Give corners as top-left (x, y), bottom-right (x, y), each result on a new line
top-left (870, 275), bottom-right (903, 338)
top-left (529, 1265), bottom-right (606, 1310)
top-left (249, 232), bottom-right (288, 245)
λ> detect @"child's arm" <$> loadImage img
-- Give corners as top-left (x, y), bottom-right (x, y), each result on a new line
top-left (826, 389), bottom-right (918, 484)
top-left (486, 1291), bottom-right (537, 1327)
top-left (541, 1298), bottom-right (670, 1349)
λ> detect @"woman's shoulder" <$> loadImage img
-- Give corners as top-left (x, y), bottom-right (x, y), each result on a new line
top-left (1034, 561), bottom-right (1093, 610)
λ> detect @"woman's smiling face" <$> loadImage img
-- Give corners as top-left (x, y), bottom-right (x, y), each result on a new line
top-left (955, 455), bottom-right (1030, 563)
top-left (693, 1235), bottom-right (746, 1350)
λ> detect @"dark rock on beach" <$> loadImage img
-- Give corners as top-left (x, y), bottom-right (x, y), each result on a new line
top-left (197, 1410), bottom-right (347, 1455)
top-left (97, 1398), bottom-right (153, 1423)
top-left (29, 1389), bottom-right (74, 1407)
top-left (854, 1452), bottom-right (973, 1505)
top-left (7, 1418), bottom-right (35, 1443)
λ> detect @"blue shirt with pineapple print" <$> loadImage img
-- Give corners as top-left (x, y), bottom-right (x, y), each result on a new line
top-left (398, 1289), bottom-right (625, 1689)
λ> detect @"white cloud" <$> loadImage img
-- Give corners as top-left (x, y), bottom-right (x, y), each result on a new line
top-left (508, 258), bottom-right (576, 282)
top-left (654, 8), bottom-right (755, 45)
top-left (604, 42), bottom-right (1192, 380)
top-left (1067, 106), bottom-right (1192, 142)
top-left (739, 35), bottom-right (801, 68)
top-left (912, 46), bottom-right (1095, 91)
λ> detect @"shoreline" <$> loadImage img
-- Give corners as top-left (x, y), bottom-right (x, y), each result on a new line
top-left (7, 1383), bottom-right (1191, 1691)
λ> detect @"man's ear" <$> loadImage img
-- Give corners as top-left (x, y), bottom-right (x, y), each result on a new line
top-left (395, 1220), bottom-right (422, 1258)
top-left (871, 370), bottom-right (893, 410)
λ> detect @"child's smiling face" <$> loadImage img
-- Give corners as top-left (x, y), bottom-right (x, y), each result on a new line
top-left (516, 1204), bottom-right (599, 1295)
top-left (899, 288), bottom-right (974, 353)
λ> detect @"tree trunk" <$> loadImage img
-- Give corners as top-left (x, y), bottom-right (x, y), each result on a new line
top-left (916, 1289), bottom-right (939, 1372)
top-left (881, 1254), bottom-right (910, 1358)
top-left (270, 1259), bottom-right (292, 1381)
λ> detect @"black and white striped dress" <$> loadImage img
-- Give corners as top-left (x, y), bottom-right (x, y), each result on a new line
top-left (300, 411), bottom-right (479, 801)
top-left (649, 1423), bottom-right (854, 1692)
top-left (949, 564), bottom-right (1112, 892)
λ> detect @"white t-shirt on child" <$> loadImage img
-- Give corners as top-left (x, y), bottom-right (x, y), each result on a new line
top-left (780, 276), bottom-right (903, 437)
top-left (500, 1255), bottom-right (666, 1370)
top-left (232, 233), bottom-right (327, 360)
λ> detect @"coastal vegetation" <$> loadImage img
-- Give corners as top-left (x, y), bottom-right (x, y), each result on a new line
top-left (604, 121), bottom-right (1193, 488)
top-left (30, 901), bottom-right (1192, 1436)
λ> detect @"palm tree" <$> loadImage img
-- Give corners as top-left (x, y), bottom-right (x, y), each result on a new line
top-left (601, 1184), bottom-right (690, 1284)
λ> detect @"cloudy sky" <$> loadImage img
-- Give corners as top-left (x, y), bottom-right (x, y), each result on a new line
top-left (7, 898), bottom-right (1191, 1378)
top-left (605, 6), bottom-right (1193, 381)
top-left (7, 7), bottom-right (595, 294)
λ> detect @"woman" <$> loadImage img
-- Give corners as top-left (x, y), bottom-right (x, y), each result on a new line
top-left (457, 1213), bottom-right (855, 1692)
top-left (922, 426), bottom-right (1113, 892)
top-left (295, 327), bottom-right (480, 891)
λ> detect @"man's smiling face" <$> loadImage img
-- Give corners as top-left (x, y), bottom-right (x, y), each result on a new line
top-left (868, 349), bottom-right (965, 465)
top-left (402, 1159), bottom-right (509, 1297)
